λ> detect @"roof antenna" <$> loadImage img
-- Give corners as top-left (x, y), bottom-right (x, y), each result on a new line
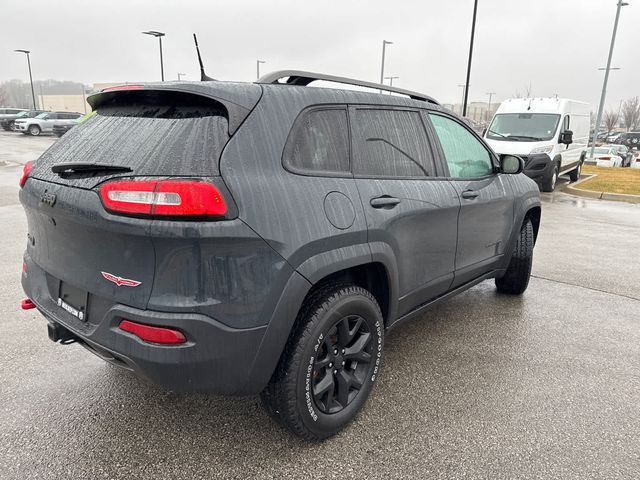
top-left (193, 33), bottom-right (214, 81)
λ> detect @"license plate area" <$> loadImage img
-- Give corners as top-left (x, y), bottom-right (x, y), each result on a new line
top-left (58, 281), bottom-right (88, 322)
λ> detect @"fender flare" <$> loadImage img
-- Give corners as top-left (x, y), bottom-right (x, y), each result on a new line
top-left (499, 196), bottom-right (541, 271)
top-left (242, 242), bottom-right (400, 393)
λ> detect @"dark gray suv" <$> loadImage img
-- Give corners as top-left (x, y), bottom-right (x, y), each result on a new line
top-left (19, 71), bottom-right (541, 440)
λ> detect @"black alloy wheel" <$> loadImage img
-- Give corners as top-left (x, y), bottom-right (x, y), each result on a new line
top-left (312, 314), bottom-right (373, 414)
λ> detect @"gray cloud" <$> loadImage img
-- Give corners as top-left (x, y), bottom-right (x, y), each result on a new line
top-left (2, 0), bottom-right (638, 109)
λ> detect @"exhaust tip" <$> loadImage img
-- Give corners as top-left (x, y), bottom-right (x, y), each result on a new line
top-left (21, 298), bottom-right (36, 310)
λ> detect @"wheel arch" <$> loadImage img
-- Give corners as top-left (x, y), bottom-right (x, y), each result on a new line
top-left (243, 247), bottom-right (399, 394)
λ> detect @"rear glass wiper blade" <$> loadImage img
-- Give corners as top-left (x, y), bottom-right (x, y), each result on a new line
top-left (51, 162), bottom-right (133, 174)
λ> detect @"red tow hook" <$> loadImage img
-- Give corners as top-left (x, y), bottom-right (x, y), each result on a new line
top-left (21, 298), bottom-right (36, 310)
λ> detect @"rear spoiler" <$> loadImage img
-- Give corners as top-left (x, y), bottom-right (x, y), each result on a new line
top-left (87, 82), bottom-right (262, 135)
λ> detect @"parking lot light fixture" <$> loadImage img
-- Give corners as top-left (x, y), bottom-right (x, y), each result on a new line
top-left (384, 76), bottom-right (399, 92)
top-left (256, 60), bottom-right (266, 80)
top-left (590, 0), bottom-right (628, 160)
top-left (14, 49), bottom-right (36, 109)
top-left (379, 40), bottom-right (393, 93)
top-left (142, 30), bottom-right (166, 81)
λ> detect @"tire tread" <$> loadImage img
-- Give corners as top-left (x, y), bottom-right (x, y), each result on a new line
top-left (261, 282), bottom-right (380, 441)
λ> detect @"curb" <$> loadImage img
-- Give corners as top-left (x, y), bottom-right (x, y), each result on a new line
top-left (561, 174), bottom-right (640, 204)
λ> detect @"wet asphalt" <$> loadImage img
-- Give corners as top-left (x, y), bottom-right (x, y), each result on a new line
top-left (0, 131), bottom-right (639, 479)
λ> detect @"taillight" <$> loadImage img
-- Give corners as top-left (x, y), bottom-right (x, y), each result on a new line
top-left (19, 161), bottom-right (33, 187)
top-left (119, 319), bottom-right (187, 345)
top-left (99, 179), bottom-right (227, 217)
top-left (599, 156), bottom-right (611, 161)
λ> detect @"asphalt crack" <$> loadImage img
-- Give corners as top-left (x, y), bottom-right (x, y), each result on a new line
top-left (531, 274), bottom-right (640, 303)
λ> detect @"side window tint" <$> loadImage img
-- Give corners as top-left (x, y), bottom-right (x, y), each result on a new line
top-left (352, 109), bottom-right (434, 177)
top-left (429, 114), bottom-right (493, 178)
top-left (284, 108), bottom-right (349, 173)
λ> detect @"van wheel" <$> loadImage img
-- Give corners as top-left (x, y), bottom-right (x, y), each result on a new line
top-left (496, 219), bottom-right (533, 295)
top-left (28, 125), bottom-right (41, 136)
top-left (569, 161), bottom-right (582, 182)
top-left (540, 164), bottom-right (558, 192)
top-left (261, 283), bottom-right (383, 441)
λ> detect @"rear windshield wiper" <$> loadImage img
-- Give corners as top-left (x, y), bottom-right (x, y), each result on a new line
top-left (51, 162), bottom-right (133, 174)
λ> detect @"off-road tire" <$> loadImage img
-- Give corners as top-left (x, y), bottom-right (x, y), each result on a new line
top-left (28, 125), bottom-right (41, 136)
top-left (495, 219), bottom-right (534, 295)
top-left (540, 164), bottom-right (558, 192)
top-left (261, 283), bottom-right (384, 441)
top-left (569, 161), bottom-right (582, 182)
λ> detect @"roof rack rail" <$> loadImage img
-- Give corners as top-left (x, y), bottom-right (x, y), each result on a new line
top-left (257, 70), bottom-right (439, 105)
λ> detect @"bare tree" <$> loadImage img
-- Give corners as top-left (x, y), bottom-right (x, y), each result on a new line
top-left (0, 85), bottom-right (8, 107)
top-left (603, 109), bottom-right (619, 133)
top-left (621, 97), bottom-right (640, 131)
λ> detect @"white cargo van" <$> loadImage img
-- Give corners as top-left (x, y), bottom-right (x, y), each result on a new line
top-left (484, 98), bottom-right (590, 191)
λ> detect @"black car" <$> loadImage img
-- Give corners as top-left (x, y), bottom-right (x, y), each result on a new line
top-left (19, 72), bottom-right (541, 440)
top-left (619, 131), bottom-right (640, 150)
top-left (0, 109), bottom-right (46, 131)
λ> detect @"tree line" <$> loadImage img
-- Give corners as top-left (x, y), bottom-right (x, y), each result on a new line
top-left (603, 97), bottom-right (640, 133)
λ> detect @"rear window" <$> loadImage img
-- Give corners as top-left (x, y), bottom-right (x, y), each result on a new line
top-left (31, 90), bottom-right (229, 187)
top-left (283, 107), bottom-right (350, 175)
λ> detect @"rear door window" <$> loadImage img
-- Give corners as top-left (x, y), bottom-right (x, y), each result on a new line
top-left (351, 108), bottom-right (435, 178)
top-left (30, 90), bottom-right (230, 188)
top-left (283, 107), bottom-right (350, 175)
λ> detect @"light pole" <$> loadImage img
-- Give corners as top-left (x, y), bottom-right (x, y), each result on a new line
top-left (589, 0), bottom-right (628, 160)
top-left (142, 30), bottom-right (166, 81)
top-left (384, 76), bottom-right (399, 92)
top-left (177, 73), bottom-right (186, 81)
top-left (462, 0), bottom-right (479, 117)
top-left (379, 40), bottom-right (393, 93)
top-left (256, 60), bottom-right (266, 80)
top-left (14, 49), bottom-right (36, 109)
top-left (486, 92), bottom-right (496, 121)
top-left (458, 84), bottom-right (468, 115)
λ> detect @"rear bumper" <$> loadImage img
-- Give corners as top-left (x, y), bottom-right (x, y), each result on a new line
top-left (22, 256), bottom-right (283, 395)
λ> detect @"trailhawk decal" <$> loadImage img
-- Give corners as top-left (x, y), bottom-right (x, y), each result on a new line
top-left (101, 271), bottom-right (142, 287)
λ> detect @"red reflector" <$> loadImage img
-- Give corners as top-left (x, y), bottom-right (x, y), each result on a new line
top-left (119, 320), bottom-right (187, 345)
top-left (22, 262), bottom-right (27, 273)
top-left (99, 179), bottom-right (227, 217)
top-left (19, 161), bottom-right (33, 187)
top-left (101, 84), bottom-right (145, 92)
top-left (21, 298), bottom-right (36, 310)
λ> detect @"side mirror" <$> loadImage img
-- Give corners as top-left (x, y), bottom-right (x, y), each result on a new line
top-left (560, 130), bottom-right (573, 145)
top-left (500, 154), bottom-right (524, 174)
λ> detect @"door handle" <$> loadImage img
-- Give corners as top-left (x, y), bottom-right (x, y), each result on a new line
top-left (370, 196), bottom-right (401, 208)
top-left (461, 190), bottom-right (479, 199)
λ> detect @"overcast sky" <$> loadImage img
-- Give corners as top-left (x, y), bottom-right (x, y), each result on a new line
top-left (2, 0), bottom-right (639, 110)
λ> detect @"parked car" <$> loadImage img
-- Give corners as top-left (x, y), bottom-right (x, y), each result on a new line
top-left (484, 98), bottom-right (590, 191)
top-left (630, 153), bottom-right (640, 169)
top-left (608, 144), bottom-right (633, 167)
top-left (52, 111), bottom-right (95, 137)
top-left (606, 132), bottom-right (622, 143)
top-left (14, 111), bottom-right (82, 136)
top-left (618, 131), bottom-right (640, 150)
top-left (0, 107), bottom-right (25, 116)
top-left (590, 147), bottom-right (623, 167)
top-left (0, 109), bottom-right (46, 131)
top-left (19, 73), bottom-right (541, 440)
